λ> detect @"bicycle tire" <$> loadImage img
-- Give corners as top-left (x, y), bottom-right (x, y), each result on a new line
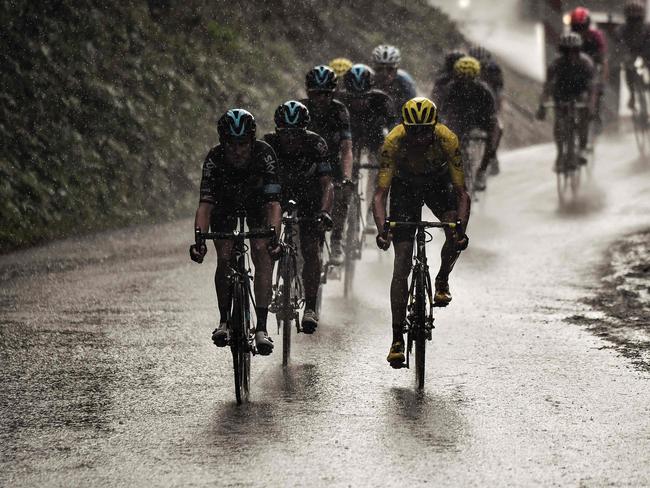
top-left (231, 282), bottom-right (250, 404)
top-left (414, 266), bottom-right (427, 389)
top-left (343, 192), bottom-right (360, 298)
top-left (281, 256), bottom-right (293, 366)
top-left (631, 74), bottom-right (649, 158)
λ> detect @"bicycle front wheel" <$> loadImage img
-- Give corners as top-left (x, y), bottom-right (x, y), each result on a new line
top-left (280, 257), bottom-right (293, 366)
top-left (231, 283), bottom-right (250, 404)
top-left (343, 190), bottom-right (361, 298)
top-left (413, 268), bottom-right (427, 390)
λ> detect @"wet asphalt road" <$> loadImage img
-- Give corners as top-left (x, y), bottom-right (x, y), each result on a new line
top-left (1, 133), bottom-right (650, 487)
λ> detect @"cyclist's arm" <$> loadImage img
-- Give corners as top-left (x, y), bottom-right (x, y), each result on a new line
top-left (194, 201), bottom-right (213, 233)
top-left (338, 105), bottom-right (353, 180)
top-left (373, 129), bottom-right (399, 233)
top-left (196, 149), bottom-right (218, 232)
top-left (539, 62), bottom-right (555, 105)
top-left (319, 175), bottom-right (334, 214)
top-left (439, 126), bottom-right (470, 230)
top-left (314, 136), bottom-right (334, 214)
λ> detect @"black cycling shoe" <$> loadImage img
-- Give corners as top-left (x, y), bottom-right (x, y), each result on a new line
top-left (301, 309), bottom-right (318, 334)
top-left (387, 340), bottom-right (405, 368)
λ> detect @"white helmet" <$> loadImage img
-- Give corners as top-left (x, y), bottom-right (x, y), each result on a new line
top-left (372, 44), bottom-right (401, 66)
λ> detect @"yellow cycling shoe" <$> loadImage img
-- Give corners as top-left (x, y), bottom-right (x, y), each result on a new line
top-left (434, 280), bottom-right (452, 306)
top-left (387, 340), bottom-right (405, 368)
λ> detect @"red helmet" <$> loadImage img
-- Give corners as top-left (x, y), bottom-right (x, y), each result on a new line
top-left (570, 7), bottom-right (590, 26)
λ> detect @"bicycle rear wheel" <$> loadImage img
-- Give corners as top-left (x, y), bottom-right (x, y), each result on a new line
top-left (231, 283), bottom-right (250, 404)
top-left (343, 191), bottom-right (360, 298)
top-left (631, 75), bottom-right (650, 158)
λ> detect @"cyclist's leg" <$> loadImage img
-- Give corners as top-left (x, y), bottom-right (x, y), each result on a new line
top-left (553, 102), bottom-right (568, 170)
top-left (425, 182), bottom-right (460, 303)
top-left (298, 200), bottom-right (322, 314)
top-left (247, 205), bottom-right (273, 336)
top-left (210, 206), bottom-right (236, 345)
top-left (388, 179), bottom-right (421, 341)
top-left (330, 179), bottom-right (349, 262)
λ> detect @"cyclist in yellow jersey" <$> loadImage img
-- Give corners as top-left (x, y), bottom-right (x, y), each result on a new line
top-left (372, 97), bottom-right (470, 367)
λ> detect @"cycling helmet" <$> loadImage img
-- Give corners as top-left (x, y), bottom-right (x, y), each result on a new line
top-left (468, 45), bottom-right (491, 62)
top-left (443, 50), bottom-right (466, 72)
top-left (306, 65), bottom-right (337, 92)
top-left (624, 1), bottom-right (645, 19)
top-left (329, 57), bottom-right (353, 78)
top-left (344, 64), bottom-right (374, 93)
top-left (453, 56), bottom-right (481, 80)
top-left (217, 108), bottom-right (256, 140)
top-left (558, 32), bottom-right (583, 50)
top-left (570, 7), bottom-right (590, 27)
top-left (401, 97), bottom-right (437, 126)
top-left (274, 100), bottom-right (310, 129)
top-left (372, 44), bottom-right (401, 66)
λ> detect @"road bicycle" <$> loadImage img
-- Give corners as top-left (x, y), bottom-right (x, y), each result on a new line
top-left (195, 212), bottom-right (276, 404)
top-left (459, 128), bottom-right (488, 200)
top-left (341, 161), bottom-right (379, 298)
top-left (269, 200), bottom-right (304, 366)
top-left (384, 218), bottom-right (461, 389)
top-left (543, 100), bottom-right (590, 204)
top-left (625, 57), bottom-right (650, 158)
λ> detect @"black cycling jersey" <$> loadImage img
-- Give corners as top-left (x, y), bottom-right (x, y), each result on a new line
top-left (263, 130), bottom-right (331, 206)
top-left (481, 60), bottom-right (504, 97)
top-left (300, 97), bottom-right (352, 161)
top-left (339, 89), bottom-right (394, 152)
top-left (199, 140), bottom-right (281, 206)
top-left (438, 79), bottom-right (496, 137)
top-left (546, 53), bottom-right (594, 101)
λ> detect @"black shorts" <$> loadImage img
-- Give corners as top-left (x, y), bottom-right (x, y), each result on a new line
top-left (388, 176), bottom-right (457, 243)
top-left (210, 198), bottom-right (266, 234)
top-left (282, 194), bottom-right (322, 239)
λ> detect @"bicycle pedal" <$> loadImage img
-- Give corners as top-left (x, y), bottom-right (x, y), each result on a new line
top-left (432, 301), bottom-right (450, 308)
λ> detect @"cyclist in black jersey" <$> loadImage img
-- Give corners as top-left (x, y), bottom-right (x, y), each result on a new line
top-left (190, 109), bottom-right (281, 356)
top-left (431, 50), bottom-right (466, 105)
top-left (371, 45), bottom-right (417, 124)
top-left (438, 56), bottom-right (498, 192)
top-left (264, 101), bottom-right (334, 333)
top-left (339, 64), bottom-right (395, 228)
top-left (301, 65), bottom-right (353, 266)
top-left (468, 45), bottom-right (504, 175)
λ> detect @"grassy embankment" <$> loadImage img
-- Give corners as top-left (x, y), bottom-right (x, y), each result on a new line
top-left (0, 0), bottom-right (543, 252)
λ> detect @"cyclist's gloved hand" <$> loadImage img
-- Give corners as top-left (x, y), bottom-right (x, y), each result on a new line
top-left (267, 233), bottom-right (283, 261)
top-left (318, 211), bottom-right (334, 232)
top-left (376, 231), bottom-right (392, 251)
top-left (456, 233), bottom-right (469, 251)
top-left (190, 243), bottom-right (207, 263)
top-left (535, 105), bottom-right (546, 121)
top-left (340, 178), bottom-right (355, 199)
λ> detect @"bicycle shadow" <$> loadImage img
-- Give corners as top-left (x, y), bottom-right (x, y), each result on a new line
top-left (383, 386), bottom-right (467, 453)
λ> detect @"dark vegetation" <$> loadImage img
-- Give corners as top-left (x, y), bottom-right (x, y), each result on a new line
top-left (1, 0), bottom-right (542, 251)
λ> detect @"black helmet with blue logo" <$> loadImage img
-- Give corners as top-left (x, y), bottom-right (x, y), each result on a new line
top-left (217, 108), bottom-right (256, 140)
top-left (344, 64), bottom-right (374, 93)
top-left (306, 65), bottom-right (338, 92)
top-left (274, 100), bottom-right (311, 129)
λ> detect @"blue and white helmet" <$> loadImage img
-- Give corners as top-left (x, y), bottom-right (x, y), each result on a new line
top-left (217, 108), bottom-right (256, 140)
top-left (274, 100), bottom-right (310, 129)
top-left (306, 65), bottom-right (338, 91)
top-left (344, 64), bottom-right (375, 93)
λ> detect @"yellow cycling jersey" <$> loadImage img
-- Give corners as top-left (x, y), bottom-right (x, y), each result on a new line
top-left (377, 123), bottom-right (464, 189)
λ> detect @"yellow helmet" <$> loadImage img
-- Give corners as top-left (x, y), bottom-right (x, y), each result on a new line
top-left (401, 97), bottom-right (438, 126)
top-left (453, 56), bottom-right (481, 79)
top-left (329, 57), bottom-right (353, 78)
